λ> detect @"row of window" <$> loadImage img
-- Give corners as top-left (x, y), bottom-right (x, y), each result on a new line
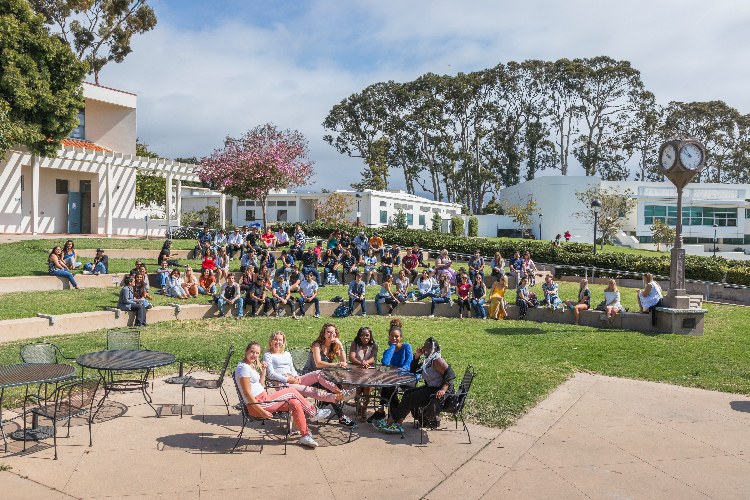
top-left (379, 211), bottom-right (425, 226)
top-left (644, 205), bottom-right (744, 227)
top-left (244, 209), bottom-right (288, 222)
top-left (238, 200), bottom-right (297, 207)
top-left (638, 235), bottom-right (750, 244)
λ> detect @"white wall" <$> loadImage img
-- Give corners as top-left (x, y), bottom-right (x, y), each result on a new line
top-left (84, 99), bottom-right (136, 155)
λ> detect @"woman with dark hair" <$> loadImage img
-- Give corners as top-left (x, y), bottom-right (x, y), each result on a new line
top-left (235, 341), bottom-right (330, 449)
top-left (348, 326), bottom-right (378, 421)
top-left (158, 240), bottom-right (179, 266)
top-left (368, 323), bottom-right (412, 424)
top-left (455, 273), bottom-right (472, 319)
top-left (62, 240), bottom-right (82, 269)
top-left (133, 272), bottom-right (153, 308)
top-left (118, 275), bottom-right (148, 326)
top-left (198, 267), bottom-right (217, 295)
top-left (471, 273), bottom-right (487, 319)
top-left (48, 246), bottom-right (83, 289)
top-left (375, 274), bottom-right (399, 316)
top-left (375, 337), bottom-right (455, 435)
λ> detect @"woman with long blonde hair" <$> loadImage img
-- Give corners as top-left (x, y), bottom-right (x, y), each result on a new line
top-left (603, 279), bottom-right (622, 326)
top-left (563, 279), bottom-right (591, 326)
top-left (181, 266), bottom-right (199, 297)
top-left (489, 275), bottom-right (508, 319)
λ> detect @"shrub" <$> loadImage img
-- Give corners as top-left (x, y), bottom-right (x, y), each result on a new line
top-left (450, 216), bottom-right (464, 237)
top-left (394, 208), bottom-right (408, 229)
top-left (727, 266), bottom-right (750, 286)
top-left (468, 217), bottom-right (478, 237)
top-left (430, 212), bottom-right (442, 232)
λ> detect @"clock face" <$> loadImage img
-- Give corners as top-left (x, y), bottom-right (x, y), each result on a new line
top-left (660, 144), bottom-right (676, 171)
top-left (680, 143), bottom-right (703, 170)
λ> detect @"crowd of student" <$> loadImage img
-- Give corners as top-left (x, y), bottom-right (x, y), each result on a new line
top-left (235, 319), bottom-right (456, 448)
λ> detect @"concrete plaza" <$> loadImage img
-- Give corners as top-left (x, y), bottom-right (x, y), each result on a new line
top-left (2, 372), bottom-right (750, 499)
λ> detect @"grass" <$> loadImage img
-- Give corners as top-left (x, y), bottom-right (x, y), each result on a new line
top-left (0, 301), bottom-right (747, 430)
top-left (485, 236), bottom-right (669, 258)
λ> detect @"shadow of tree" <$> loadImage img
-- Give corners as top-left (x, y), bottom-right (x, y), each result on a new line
top-left (485, 327), bottom-right (549, 336)
top-left (730, 401), bottom-right (750, 413)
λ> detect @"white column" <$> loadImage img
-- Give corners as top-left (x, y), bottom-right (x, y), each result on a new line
top-left (105, 159), bottom-right (113, 236)
top-left (220, 192), bottom-right (226, 229)
top-left (175, 179), bottom-right (182, 226)
top-left (165, 173), bottom-right (173, 234)
top-left (30, 155), bottom-right (39, 235)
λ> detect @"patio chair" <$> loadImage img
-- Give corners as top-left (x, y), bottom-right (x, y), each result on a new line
top-left (28, 376), bottom-right (101, 460)
top-left (416, 365), bottom-right (477, 445)
top-left (105, 328), bottom-right (152, 389)
top-left (289, 347), bottom-right (310, 375)
top-left (230, 370), bottom-right (291, 455)
top-left (180, 346), bottom-right (234, 418)
top-left (20, 342), bottom-right (78, 401)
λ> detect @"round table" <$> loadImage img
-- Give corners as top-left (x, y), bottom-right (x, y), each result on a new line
top-left (0, 363), bottom-right (77, 449)
top-left (76, 350), bottom-right (176, 416)
top-left (320, 365), bottom-right (418, 442)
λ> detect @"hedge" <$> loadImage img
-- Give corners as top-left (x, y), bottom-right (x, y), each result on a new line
top-left (179, 221), bottom-right (741, 285)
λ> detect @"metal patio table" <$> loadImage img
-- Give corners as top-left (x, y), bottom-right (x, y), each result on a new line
top-left (320, 365), bottom-right (418, 442)
top-left (0, 363), bottom-right (77, 451)
top-left (76, 350), bottom-right (176, 417)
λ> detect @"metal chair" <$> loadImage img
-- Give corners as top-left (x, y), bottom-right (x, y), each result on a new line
top-left (28, 376), bottom-right (101, 460)
top-left (289, 347), bottom-right (311, 375)
top-left (20, 342), bottom-right (78, 402)
top-left (416, 365), bottom-right (477, 444)
top-left (105, 329), bottom-right (151, 390)
top-left (230, 370), bottom-right (291, 455)
top-left (181, 346), bottom-right (234, 418)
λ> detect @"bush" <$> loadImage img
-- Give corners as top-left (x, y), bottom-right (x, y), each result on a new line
top-left (450, 216), bottom-right (464, 237)
top-left (727, 267), bottom-right (750, 286)
top-left (468, 217), bottom-right (478, 237)
top-left (394, 208), bottom-right (408, 229)
top-left (430, 212), bottom-right (442, 232)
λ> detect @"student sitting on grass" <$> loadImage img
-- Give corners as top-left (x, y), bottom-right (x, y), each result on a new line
top-left (468, 250), bottom-right (485, 285)
top-left (83, 248), bottom-right (108, 275)
top-left (340, 248), bottom-right (357, 285)
top-left (227, 227), bottom-right (243, 259)
top-left (429, 274), bottom-right (453, 318)
top-left (348, 271), bottom-right (367, 316)
top-left (321, 247), bottom-right (341, 285)
top-left (275, 249), bottom-right (294, 280)
top-left (165, 269), bottom-right (189, 299)
top-left (239, 249), bottom-right (257, 273)
top-left (48, 246), bottom-right (84, 290)
top-left (490, 252), bottom-right (505, 278)
top-left (401, 248), bottom-right (419, 284)
top-left (455, 273), bottom-right (472, 319)
top-left (194, 227), bottom-right (212, 259)
top-left (471, 274), bottom-right (487, 319)
top-left (288, 266), bottom-right (302, 294)
top-left (247, 273), bottom-right (275, 317)
top-left (213, 228), bottom-right (228, 250)
top-left (155, 260), bottom-right (172, 291)
top-left (389, 243), bottom-right (402, 267)
top-left (181, 266), bottom-right (199, 298)
top-left (215, 247), bottom-right (229, 283)
top-left (416, 270), bottom-right (437, 301)
top-left (375, 274), bottom-right (399, 317)
top-left (118, 275), bottom-right (148, 327)
top-left (62, 240), bottom-right (82, 269)
top-left (201, 249), bottom-right (216, 272)
top-left (275, 226), bottom-right (290, 247)
top-left (300, 247), bottom-right (321, 285)
top-left (261, 227), bottom-right (278, 249)
top-left (394, 269), bottom-right (415, 303)
top-left (198, 267), bottom-right (217, 295)
top-left (381, 250), bottom-right (394, 279)
top-left (363, 248), bottom-right (378, 286)
top-left (239, 266), bottom-right (255, 295)
top-left (541, 274), bottom-right (563, 311)
top-left (603, 279), bottom-right (623, 326)
top-left (516, 277), bottom-right (539, 319)
top-left (563, 279), bottom-right (591, 326)
top-left (217, 273), bottom-right (243, 320)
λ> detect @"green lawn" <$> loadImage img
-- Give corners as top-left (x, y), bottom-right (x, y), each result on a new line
top-left (485, 236), bottom-right (669, 257)
top-left (0, 301), bottom-right (747, 430)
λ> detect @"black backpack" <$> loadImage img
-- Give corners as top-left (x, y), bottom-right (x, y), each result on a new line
top-left (333, 304), bottom-right (351, 317)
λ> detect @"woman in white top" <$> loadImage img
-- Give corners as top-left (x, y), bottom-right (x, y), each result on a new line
top-left (235, 341), bottom-right (330, 449)
top-left (262, 331), bottom-right (353, 409)
top-left (394, 269), bottom-right (415, 302)
top-left (603, 279), bottom-right (622, 326)
top-left (637, 273), bottom-right (663, 312)
top-left (490, 252), bottom-right (505, 277)
top-left (165, 269), bottom-right (189, 299)
top-left (416, 270), bottom-right (437, 301)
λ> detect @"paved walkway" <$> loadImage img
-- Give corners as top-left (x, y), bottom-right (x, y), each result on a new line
top-left (2, 372), bottom-right (750, 499)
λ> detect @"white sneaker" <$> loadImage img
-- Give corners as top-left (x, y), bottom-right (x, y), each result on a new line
top-left (310, 408), bottom-right (331, 422)
top-left (428, 314), bottom-right (434, 318)
top-left (449, 299), bottom-right (454, 308)
top-left (299, 434), bottom-right (318, 448)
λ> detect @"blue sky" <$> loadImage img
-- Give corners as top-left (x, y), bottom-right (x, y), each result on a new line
top-left (97, 0), bottom-right (750, 196)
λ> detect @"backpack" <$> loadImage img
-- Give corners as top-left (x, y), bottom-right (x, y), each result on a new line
top-left (333, 304), bottom-right (351, 318)
top-left (331, 296), bottom-right (344, 303)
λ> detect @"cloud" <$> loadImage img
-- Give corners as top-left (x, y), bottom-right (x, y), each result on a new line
top-left (99, 0), bottom-right (750, 197)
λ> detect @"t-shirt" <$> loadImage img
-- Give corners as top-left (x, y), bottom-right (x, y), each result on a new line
top-left (272, 280), bottom-right (289, 297)
top-left (246, 233), bottom-right (259, 246)
top-left (579, 288), bottom-right (591, 307)
top-left (221, 282), bottom-right (240, 300)
top-left (396, 278), bottom-right (409, 294)
top-left (417, 277), bottom-right (435, 294)
top-left (261, 233), bottom-right (275, 244)
top-left (248, 282), bottom-right (265, 299)
top-left (262, 351), bottom-right (297, 382)
top-left (457, 283), bottom-right (472, 299)
top-left (382, 255), bottom-right (393, 267)
top-left (348, 281), bottom-right (365, 297)
top-left (199, 275), bottom-right (216, 290)
top-left (542, 282), bottom-right (559, 298)
top-left (276, 231), bottom-right (289, 243)
top-left (299, 280), bottom-right (318, 298)
top-left (158, 249), bottom-right (170, 265)
top-left (363, 256), bottom-right (377, 267)
top-left (235, 361), bottom-right (264, 400)
top-left (369, 236), bottom-right (383, 248)
top-left (301, 252), bottom-right (317, 268)
top-left (468, 256), bottom-right (484, 270)
top-left (509, 257), bottom-right (523, 271)
top-left (402, 254), bottom-right (418, 270)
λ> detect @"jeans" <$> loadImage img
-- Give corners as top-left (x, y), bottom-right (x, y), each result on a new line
top-left (471, 298), bottom-right (486, 318)
top-left (348, 296), bottom-right (366, 314)
top-left (298, 296), bottom-right (320, 316)
top-left (468, 270), bottom-right (484, 284)
top-left (51, 268), bottom-right (78, 288)
top-left (275, 267), bottom-right (292, 280)
top-left (544, 295), bottom-right (563, 308)
top-left (218, 297), bottom-right (244, 317)
top-left (375, 296), bottom-right (398, 315)
top-left (158, 273), bottom-right (170, 288)
top-left (382, 266), bottom-right (393, 278)
top-left (63, 257), bottom-right (81, 269)
top-left (430, 297), bottom-right (450, 314)
top-left (395, 291), bottom-right (414, 302)
top-left (302, 267), bottom-right (321, 284)
top-left (516, 297), bottom-right (539, 317)
top-left (246, 297), bottom-right (275, 316)
top-left (342, 266), bottom-right (354, 284)
top-left (404, 269), bottom-right (418, 283)
top-left (83, 262), bottom-right (106, 274)
top-left (392, 255), bottom-right (401, 266)
top-left (456, 297), bottom-right (472, 315)
top-left (198, 285), bottom-right (216, 295)
top-left (416, 292), bottom-right (436, 301)
top-left (322, 266), bottom-right (339, 284)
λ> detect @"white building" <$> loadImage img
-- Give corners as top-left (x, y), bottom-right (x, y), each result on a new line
top-left (480, 176), bottom-right (750, 254)
top-left (0, 82), bottom-right (199, 236)
top-left (179, 188), bottom-right (462, 230)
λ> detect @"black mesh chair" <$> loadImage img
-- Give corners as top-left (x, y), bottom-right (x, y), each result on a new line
top-left (230, 370), bottom-right (291, 455)
top-left (416, 365), bottom-right (477, 445)
top-left (181, 346), bottom-right (234, 418)
top-left (289, 347), bottom-right (311, 375)
top-left (105, 329), bottom-right (151, 390)
top-left (20, 342), bottom-right (78, 402)
top-left (28, 376), bottom-right (101, 460)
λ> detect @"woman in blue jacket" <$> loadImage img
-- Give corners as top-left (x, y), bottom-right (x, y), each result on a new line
top-left (368, 318), bottom-right (412, 424)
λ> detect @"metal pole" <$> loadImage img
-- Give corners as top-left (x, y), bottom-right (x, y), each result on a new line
top-left (593, 212), bottom-right (598, 256)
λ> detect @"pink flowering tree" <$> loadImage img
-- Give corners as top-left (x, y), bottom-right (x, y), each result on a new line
top-left (198, 124), bottom-right (315, 228)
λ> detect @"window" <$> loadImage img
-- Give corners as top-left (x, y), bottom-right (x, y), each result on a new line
top-left (380, 201), bottom-right (387, 207)
top-left (245, 210), bottom-right (256, 221)
top-left (268, 201), bottom-right (276, 206)
top-left (723, 238), bottom-right (744, 245)
top-left (407, 213), bottom-right (413, 225)
top-left (246, 200), bottom-right (255, 206)
top-left (238, 201), bottom-right (246, 206)
top-left (697, 238), bottom-right (713, 243)
top-left (277, 201), bottom-right (287, 207)
top-left (638, 236), bottom-right (653, 243)
top-left (745, 235), bottom-right (750, 244)
top-left (745, 208), bottom-right (750, 218)
top-left (69, 109), bottom-right (85, 140)
top-left (647, 205), bottom-right (738, 227)
top-left (79, 180), bottom-right (91, 193)
top-left (277, 210), bottom-right (288, 222)
top-left (288, 201), bottom-right (296, 207)
top-left (20, 175), bottom-right (23, 192)
top-left (431, 208), bottom-right (439, 213)
top-left (380, 210), bottom-right (388, 224)
top-left (420, 206), bottom-right (430, 212)
top-left (55, 179), bottom-right (68, 194)
top-left (419, 214), bottom-right (426, 226)
top-left (683, 237), bottom-right (697, 244)
top-left (447, 210), bottom-right (456, 216)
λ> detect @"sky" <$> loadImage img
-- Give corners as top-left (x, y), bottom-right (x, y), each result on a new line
top-left (96, 0), bottom-right (750, 196)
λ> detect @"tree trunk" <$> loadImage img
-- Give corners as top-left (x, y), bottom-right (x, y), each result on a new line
top-left (260, 193), bottom-right (268, 228)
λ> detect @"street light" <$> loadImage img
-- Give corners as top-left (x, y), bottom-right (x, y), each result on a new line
top-left (713, 223), bottom-right (718, 258)
top-left (355, 193), bottom-right (362, 227)
top-left (590, 199), bottom-right (602, 255)
top-left (538, 213), bottom-right (543, 241)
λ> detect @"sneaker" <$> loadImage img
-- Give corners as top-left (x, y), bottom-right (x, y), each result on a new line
top-left (449, 299), bottom-right (454, 308)
top-left (339, 389), bottom-right (356, 401)
top-left (292, 315), bottom-right (299, 320)
top-left (310, 408), bottom-right (331, 422)
top-left (381, 422), bottom-right (403, 434)
top-left (411, 295), bottom-right (416, 302)
top-left (314, 313), bottom-right (320, 318)
top-left (372, 418), bottom-right (387, 430)
top-left (339, 415), bottom-right (355, 427)
top-left (361, 312), bottom-right (366, 317)
top-left (146, 304), bottom-right (153, 310)
top-left (428, 314), bottom-right (434, 318)
top-left (82, 270), bottom-right (92, 275)
top-left (299, 434), bottom-right (318, 448)
top-left (217, 312), bottom-right (225, 318)
top-left (369, 280), bottom-right (377, 286)
top-left (236, 316), bottom-right (243, 321)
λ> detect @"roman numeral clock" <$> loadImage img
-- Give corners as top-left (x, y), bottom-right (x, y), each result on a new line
top-left (658, 138), bottom-right (707, 309)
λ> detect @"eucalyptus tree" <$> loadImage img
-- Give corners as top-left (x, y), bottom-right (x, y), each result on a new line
top-left (544, 58), bottom-right (583, 175)
top-left (626, 89), bottom-right (664, 181)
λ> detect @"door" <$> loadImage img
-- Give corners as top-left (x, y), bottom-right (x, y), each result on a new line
top-left (68, 192), bottom-right (81, 234)
top-left (80, 180), bottom-right (92, 234)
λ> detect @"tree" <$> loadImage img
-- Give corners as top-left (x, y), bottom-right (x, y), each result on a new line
top-left (574, 185), bottom-right (637, 249)
top-left (468, 216), bottom-right (478, 237)
top-left (450, 216), bottom-right (464, 236)
top-left (312, 191), bottom-right (355, 224)
top-left (649, 218), bottom-right (676, 251)
top-left (0, 0), bottom-right (86, 157)
top-left (626, 90), bottom-right (664, 181)
top-left (0, 99), bottom-right (18, 160)
top-left (481, 195), bottom-right (504, 215)
top-left (31, 0), bottom-right (157, 84)
top-left (394, 207), bottom-right (408, 229)
top-left (430, 211), bottom-right (442, 231)
top-left (134, 138), bottom-right (164, 208)
top-left (503, 195), bottom-right (540, 236)
top-left (350, 136), bottom-right (389, 191)
top-left (198, 123), bottom-right (315, 228)
top-left (460, 204), bottom-right (472, 215)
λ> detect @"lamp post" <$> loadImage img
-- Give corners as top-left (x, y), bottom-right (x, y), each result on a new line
top-left (713, 223), bottom-right (718, 258)
top-left (538, 213), bottom-right (543, 241)
top-left (355, 193), bottom-right (362, 227)
top-left (590, 200), bottom-right (602, 255)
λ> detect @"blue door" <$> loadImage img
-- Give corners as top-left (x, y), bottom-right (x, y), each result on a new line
top-left (68, 192), bottom-right (81, 234)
